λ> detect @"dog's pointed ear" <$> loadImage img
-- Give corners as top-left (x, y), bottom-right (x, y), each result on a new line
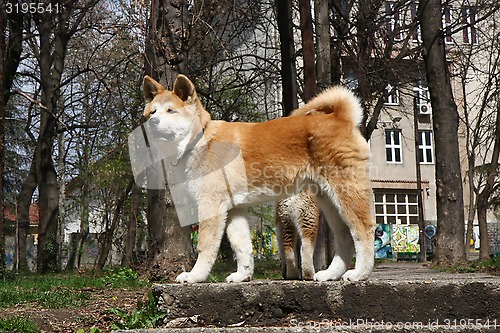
top-left (173, 74), bottom-right (198, 104)
top-left (143, 76), bottom-right (165, 103)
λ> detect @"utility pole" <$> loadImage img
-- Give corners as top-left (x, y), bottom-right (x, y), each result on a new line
top-left (413, 88), bottom-right (427, 262)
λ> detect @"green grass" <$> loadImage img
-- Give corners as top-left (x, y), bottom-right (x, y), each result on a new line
top-left (0, 315), bottom-right (39, 333)
top-left (444, 257), bottom-right (500, 275)
top-left (109, 292), bottom-right (165, 330)
top-left (0, 268), bottom-right (149, 309)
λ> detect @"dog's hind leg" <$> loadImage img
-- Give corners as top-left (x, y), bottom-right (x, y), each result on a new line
top-left (176, 212), bottom-right (227, 284)
top-left (315, 184), bottom-right (374, 282)
top-left (297, 192), bottom-right (319, 280)
top-left (276, 199), bottom-right (300, 279)
top-left (225, 209), bottom-right (254, 282)
top-left (337, 186), bottom-right (374, 281)
top-left (313, 195), bottom-right (355, 281)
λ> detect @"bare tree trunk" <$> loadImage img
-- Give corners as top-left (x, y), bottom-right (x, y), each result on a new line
top-left (76, 184), bottom-right (90, 269)
top-left (57, 125), bottom-right (66, 269)
top-left (0, 104), bottom-right (4, 274)
top-left (299, 0), bottom-right (317, 101)
top-left (312, 0), bottom-right (335, 271)
top-left (475, 104), bottom-right (500, 260)
top-left (276, 0), bottom-right (298, 115)
top-left (143, 0), bottom-right (195, 281)
top-left (464, 80), bottom-right (476, 261)
top-left (0, 3), bottom-right (6, 273)
top-left (125, 183), bottom-right (141, 266)
top-left (35, 9), bottom-right (63, 273)
top-left (1, 0), bottom-right (23, 273)
top-left (15, 162), bottom-right (37, 271)
top-left (476, 196), bottom-right (490, 259)
top-left (315, 0), bottom-right (331, 90)
top-left (74, 88), bottom-right (92, 269)
top-left (97, 180), bottom-right (133, 270)
top-left (146, 187), bottom-right (194, 279)
top-left (419, 0), bottom-right (466, 265)
top-left (357, 0), bottom-right (377, 138)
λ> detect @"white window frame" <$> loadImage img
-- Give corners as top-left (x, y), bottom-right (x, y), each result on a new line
top-left (419, 130), bottom-right (434, 164)
top-left (462, 6), bottom-right (478, 44)
top-left (385, 129), bottom-right (403, 164)
top-left (443, 6), bottom-right (453, 44)
top-left (384, 84), bottom-right (400, 105)
top-left (386, 2), bottom-right (403, 42)
top-left (374, 192), bottom-right (419, 225)
top-left (411, 3), bottom-right (421, 43)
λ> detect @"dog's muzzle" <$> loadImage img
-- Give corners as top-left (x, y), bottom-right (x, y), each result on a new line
top-left (149, 117), bottom-right (160, 127)
top-left (148, 118), bottom-right (175, 141)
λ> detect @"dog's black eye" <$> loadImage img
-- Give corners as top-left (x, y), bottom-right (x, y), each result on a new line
top-left (150, 108), bottom-right (156, 115)
top-left (168, 109), bottom-right (177, 114)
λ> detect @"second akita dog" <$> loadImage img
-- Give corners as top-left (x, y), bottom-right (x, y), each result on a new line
top-left (141, 74), bottom-right (374, 283)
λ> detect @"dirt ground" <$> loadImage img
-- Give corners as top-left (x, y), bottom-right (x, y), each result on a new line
top-left (0, 287), bottom-right (149, 332)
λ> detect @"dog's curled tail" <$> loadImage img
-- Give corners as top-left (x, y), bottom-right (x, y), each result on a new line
top-left (291, 86), bottom-right (363, 127)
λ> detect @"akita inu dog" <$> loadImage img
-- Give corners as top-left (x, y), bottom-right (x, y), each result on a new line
top-left (141, 74), bottom-right (374, 283)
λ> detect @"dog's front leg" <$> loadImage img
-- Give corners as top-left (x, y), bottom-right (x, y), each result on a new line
top-left (176, 213), bottom-right (227, 284)
top-left (225, 209), bottom-right (254, 282)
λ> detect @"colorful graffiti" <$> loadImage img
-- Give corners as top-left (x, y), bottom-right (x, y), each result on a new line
top-left (392, 224), bottom-right (420, 253)
top-left (252, 227), bottom-right (279, 256)
top-left (374, 224), bottom-right (392, 258)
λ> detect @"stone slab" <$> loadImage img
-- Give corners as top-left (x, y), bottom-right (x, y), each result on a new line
top-left (113, 263), bottom-right (500, 332)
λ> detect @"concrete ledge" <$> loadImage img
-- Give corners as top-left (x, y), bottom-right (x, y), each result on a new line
top-left (114, 264), bottom-right (500, 332)
top-left (151, 280), bottom-right (499, 327)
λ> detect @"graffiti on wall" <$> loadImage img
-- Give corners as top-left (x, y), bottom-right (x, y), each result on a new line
top-left (392, 224), bottom-right (420, 253)
top-left (374, 224), bottom-right (392, 258)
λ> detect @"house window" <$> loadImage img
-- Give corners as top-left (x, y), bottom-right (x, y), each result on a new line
top-left (443, 6), bottom-right (453, 44)
top-left (374, 191), bottom-right (419, 225)
top-left (385, 129), bottom-right (403, 163)
top-left (410, 3), bottom-right (421, 42)
top-left (385, 84), bottom-right (400, 105)
top-left (386, 2), bottom-right (403, 41)
top-left (419, 130), bottom-right (434, 164)
top-left (462, 6), bottom-right (477, 44)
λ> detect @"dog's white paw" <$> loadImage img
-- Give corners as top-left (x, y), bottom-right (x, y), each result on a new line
top-left (341, 269), bottom-right (369, 282)
top-left (314, 268), bottom-right (346, 282)
top-left (313, 269), bottom-right (339, 282)
top-left (226, 272), bottom-right (252, 283)
top-left (176, 271), bottom-right (205, 284)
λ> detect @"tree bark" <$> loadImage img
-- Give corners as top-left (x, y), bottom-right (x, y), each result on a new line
top-left (0, 0), bottom-right (23, 273)
top-left (299, 0), bottom-right (317, 101)
top-left (143, 0), bottom-right (195, 281)
top-left (476, 195), bottom-right (490, 259)
top-left (315, 0), bottom-right (331, 89)
top-left (419, 0), bottom-right (466, 265)
top-left (125, 183), bottom-right (141, 266)
top-left (312, 0), bottom-right (335, 271)
top-left (97, 180), bottom-right (133, 270)
top-left (35, 8), bottom-right (64, 273)
top-left (15, 162), bottom-right (37, 271)
top-left (475, 103), bottom-right (500, 259)
top-left (276, 0), bottom-right (298, 115)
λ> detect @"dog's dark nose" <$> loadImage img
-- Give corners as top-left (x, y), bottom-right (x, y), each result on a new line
top-left (149, 117), bottom-right (160, 127)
